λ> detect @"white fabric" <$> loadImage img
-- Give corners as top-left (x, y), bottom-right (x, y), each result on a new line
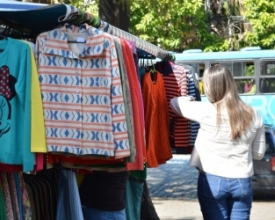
top-left (170, 96), bottom-right (266, 178)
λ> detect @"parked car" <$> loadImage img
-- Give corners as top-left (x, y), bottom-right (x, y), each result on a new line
top-left (252, 125), bottom-right (275, 194)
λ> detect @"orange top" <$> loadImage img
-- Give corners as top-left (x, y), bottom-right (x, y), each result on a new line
top-left (142, 71), bottom-right (172, 167)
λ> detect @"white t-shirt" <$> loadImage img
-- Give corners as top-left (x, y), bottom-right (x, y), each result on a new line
top-left (170, 96), bottom-right (266, 178)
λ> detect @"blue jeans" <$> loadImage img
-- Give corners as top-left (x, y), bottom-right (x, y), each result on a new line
top-left (82, 206), bottom-right (126, 220)
top-left (197, 172), bottom-right (252, 220)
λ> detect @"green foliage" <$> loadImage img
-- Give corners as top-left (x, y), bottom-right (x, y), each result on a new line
top-left (244, 65), bottom-right (254, 76)
top-left (59, 0), bottom-right (99, 15)
top-left (130, 0), bottom-right (228, 52)
top-left (243, 0), bottom-right (275, 49)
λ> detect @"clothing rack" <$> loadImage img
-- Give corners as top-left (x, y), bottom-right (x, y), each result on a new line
top-left (0, 2), bottom-right (174, 61)
top-left (57, 4), bottom-right (175, 61)
top-left (97, 20), bottom-right (173, 60)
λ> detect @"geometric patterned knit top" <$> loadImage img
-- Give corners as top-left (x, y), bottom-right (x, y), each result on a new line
top-left (35, 24), bottom-right (130, 159)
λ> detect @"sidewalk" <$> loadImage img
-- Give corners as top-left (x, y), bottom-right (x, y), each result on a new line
top-left (147, 155), bottom-right (275, 220)
top-left (152, 199), bottom-right (275, 220)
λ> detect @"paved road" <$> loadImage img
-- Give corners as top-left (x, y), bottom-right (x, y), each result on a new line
top-left (147, 155), bottom-right (275, 220)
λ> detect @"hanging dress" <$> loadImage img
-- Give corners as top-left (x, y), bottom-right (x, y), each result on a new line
top-left (142, 71), bottom-right (172, 167)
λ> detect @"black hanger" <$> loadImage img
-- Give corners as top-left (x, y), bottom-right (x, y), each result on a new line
top-left (150, 58), bottom-right (157, 83)
top-left (0, 34), bottom-right (6, 39)
top-left (0, 33), bottom-right (7, 52)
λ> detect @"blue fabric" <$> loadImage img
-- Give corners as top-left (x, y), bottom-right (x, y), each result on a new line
top-left (56, 169), bottom-right (84, 220)
top-left (82, 206), bottom-right (126, 220)
top-left (197, 172), bottom-right (252, 220)
top-left (14, 173), bottom-right (23, 220)
top-left (139, 67), bottom-right (146, 82)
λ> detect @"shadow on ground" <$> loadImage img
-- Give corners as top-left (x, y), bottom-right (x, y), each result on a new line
top-left (253, 194), bottom-right (275, 201)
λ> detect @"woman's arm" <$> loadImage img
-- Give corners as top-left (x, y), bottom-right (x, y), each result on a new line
top-left (252, 116), bottom-right (266, 160)
top-left (170, 96), bottom-right (206, 123)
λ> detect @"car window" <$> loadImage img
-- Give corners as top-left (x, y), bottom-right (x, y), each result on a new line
top-left (265, 133), bottom-right (274, 154)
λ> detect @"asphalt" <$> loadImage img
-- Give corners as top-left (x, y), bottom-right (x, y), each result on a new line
top-left (147, 154), bottom-right (275, 220)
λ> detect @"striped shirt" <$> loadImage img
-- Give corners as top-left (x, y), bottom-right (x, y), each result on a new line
top-left (35, 24), bottom-right (130, 158)
top-left (159, 63), bottom-right (189, 149)
top-left (187, 71), bottom-right (200, 150)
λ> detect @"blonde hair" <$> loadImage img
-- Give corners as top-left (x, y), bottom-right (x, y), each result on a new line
top-left (203, 65), bottom-right (254, 139)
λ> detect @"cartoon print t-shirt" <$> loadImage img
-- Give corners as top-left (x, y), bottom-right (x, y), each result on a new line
top-left (0, 38), bottom-right (34, 172)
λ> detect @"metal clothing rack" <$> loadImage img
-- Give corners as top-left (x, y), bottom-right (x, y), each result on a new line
top-left (0, 2), bottom-right (174, 61)
top-left (97, 21), bottom-right (174, 61)
top-left (58, 4), bottom-right (175, 61)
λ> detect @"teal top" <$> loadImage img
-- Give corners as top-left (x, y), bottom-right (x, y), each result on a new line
top-left (0, 38), bottom-right (34, 172)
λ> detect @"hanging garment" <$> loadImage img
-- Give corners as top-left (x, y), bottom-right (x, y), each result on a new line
top-left (0, 38), bottom-right (46, 172)
top-left (35, 24), bottom-right (130, 158)
top-left (24, 173), bottom-right (58, 220)
top-left (0, 183), bottom-right (7, 220)
top-left (120, 39), bottom-right (146, 171)
top-left (155, 62), bottom-right (190, 153)
top-left (24, 41), bottom-right (47, 155)
top-left (6, 173), bottom-right (20, 220)
top-left (125, 175), bottom-right (144, 220)
top-left (142, 71), bottom-right (172, 167)
top-left (17, 172), bottom-right (32, 220)
top-left (186, 71), bottom-right (200, 153)
top-left (79, 171), bottom-right (129, 212)
top-left (140, 181), bottom-right (160, 220)
top-left (0, 172), bottom-right (14, 220)
top-left (0, 38), bottom-right (37, 172)
top-left (114, 38), bottom-right (136, 163)
top-left (56, 169), bottom-right (84, 220)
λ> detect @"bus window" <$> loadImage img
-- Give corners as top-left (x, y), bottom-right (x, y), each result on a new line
top-left (260, 61), bottom-right (275, 93)
top-left (198, 64), bottom-right (205, 95)
top-left (210, 61), bottom-right (255, 77)
top-left (210, 61), bottom-right (255, 94)
top-left (260, 78), bottom-right (275, 93)
top-left (261, 62), bottom-right (275, 76)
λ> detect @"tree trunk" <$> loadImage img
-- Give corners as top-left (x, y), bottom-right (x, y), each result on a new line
top-left (99, 0), bottom-right (130, 32)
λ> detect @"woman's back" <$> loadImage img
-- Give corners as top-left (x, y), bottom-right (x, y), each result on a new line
top-left (194, 102), bottom-right (264, 178)
top-left (170, 65), bottom-right (266, 220)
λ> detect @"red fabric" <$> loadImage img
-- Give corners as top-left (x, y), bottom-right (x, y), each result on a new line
top-left (0, 153), bottom-right (44, 172)
top-left (0, 65), bottom-right (12, 99)
top-left (47, 153), bottom-right (124, 165)
top-left (142, 71), bottom-right (172, 167)
top-left (0, 164), bottom-right (22, 172)
top-left (120, 39), bottom-right (146, 171)
top-left (35, 153), bottom-right (44, 171)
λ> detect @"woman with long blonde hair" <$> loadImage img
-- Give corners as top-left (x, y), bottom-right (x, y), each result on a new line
top-left (170, 65), bottom-right (265, 220)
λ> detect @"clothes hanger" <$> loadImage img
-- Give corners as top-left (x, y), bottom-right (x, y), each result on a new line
top-left (150, 58), bottom-right (157, 83)
top-left (0, 25), bottom-right (8, 40)
top-left (0, 33), bottom-right (7, 39)
top-left (65, 23), bottom-right (87, 43)
top-left (0, 32), bottom-right (8, 52)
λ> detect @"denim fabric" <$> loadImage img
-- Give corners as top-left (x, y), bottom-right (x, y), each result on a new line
top-left (82, 206), bottom-right (126, 220)
top-left (56, 169), bottom-right (84, 220)
top-left (197, 172), bottom-right (252, 220)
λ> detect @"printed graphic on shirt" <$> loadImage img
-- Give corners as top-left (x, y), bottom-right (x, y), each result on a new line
top-left (0, 65), bottom-right (17, 137)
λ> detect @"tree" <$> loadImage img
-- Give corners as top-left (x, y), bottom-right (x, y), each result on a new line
top-left (243, 0), bottom-right (275, 49)
top-left (130, 0), bottom-right (229, 52)
top-left (99, 0), bottom-right (130, 32)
